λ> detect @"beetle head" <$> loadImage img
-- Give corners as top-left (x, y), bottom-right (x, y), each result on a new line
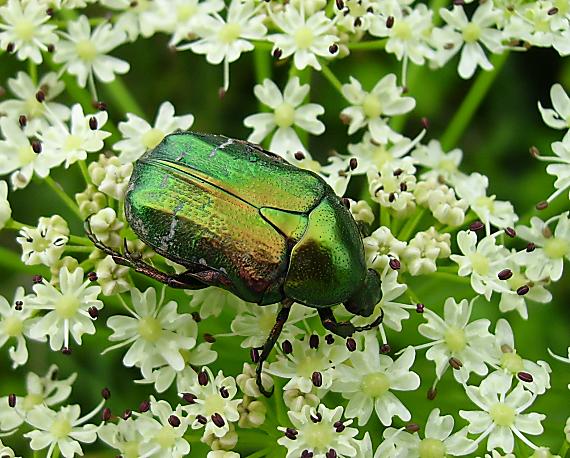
top-left (343, 268), bottom-right (382, 317)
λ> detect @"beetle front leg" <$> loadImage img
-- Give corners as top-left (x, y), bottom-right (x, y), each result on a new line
top-left (318, 307), bottom-right (384, 338)
top-left (255, 299), bottom-right (293, 397)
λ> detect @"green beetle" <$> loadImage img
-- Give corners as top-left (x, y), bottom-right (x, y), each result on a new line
top-left (86, 131), bottom-right (383, 396)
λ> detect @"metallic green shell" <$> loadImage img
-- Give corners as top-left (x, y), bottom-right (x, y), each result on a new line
top-left (125, 131), bottom-right (367, 307)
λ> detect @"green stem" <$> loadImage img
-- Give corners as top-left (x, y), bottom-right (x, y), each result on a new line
top-left (398, 207), bottom-right (426, 241)
top-left (0, 246), bottom-right (49, 276)
top-left (77, 160), bottom-right (91, 185)
top-left (254, 47), bottom-right (271, 89)
top-left (64, 245), bottom-right (94, 253)
top-left (319, 64), bottom-right (343, 96)
top-left (380, 205), bottom-right (391, 228)
top-left (426, 271), bottom-right (471, 284)
top-left (28, 60), bottom-right (38, 85)
top-left (440, 52), bottom-right (509, 151)
top-left (346, 39), bottom-right (387, 51)
top-left (44, 176), bottom-right (83, 220)
top-left (244, 448), bottom-right (274, 458)
top-left (103, 77), bottom-right (146, 117)
top-left (4, 219), bottom-right (29, 231)
top-left (558, 440), bottom-right (569, 457)
top-left (69, 234), bottom-right (92, 246)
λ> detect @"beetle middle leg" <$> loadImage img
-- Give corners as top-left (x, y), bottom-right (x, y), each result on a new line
top-left (255, 298), bottom-right (293, 397)
top-left (318, 307), bottom-right (384, 338)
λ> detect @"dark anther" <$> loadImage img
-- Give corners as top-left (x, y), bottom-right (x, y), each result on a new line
top-left (46, 7), bottom-right (54, 16)
top-left (196, 414), bottom-right (207, 425)
top-left (536, 201), bottom-right (548, 210)
top-left (416, 303), bottom-right (425, 313)
top-left (400, 182), bottom-right (408, 192)
top-left (329, 43), bottom-right (339, 54)
top-left (282, 339), bottom-right (293, 354)
top-left (102, 407), bottom-right (112, 421)
top-left (389, 258), bottom-right (401, 270)
top-left (285, 427), bottom-right (298, 440)
top-left (218, 87), bottom-right (226, 100)
top-left (336, 0), bottom-right (344, 10)
top-left (334, 420), bottom-right (345, 432)
top-left (204, 333), bottom-right (216, 343)
top-left (427, 387), bottom-right (437, 400)
top-left (15, 300), bottom-right (23, 311)
top-left (469, 220), bottom-right (484, 231)
top-left (309, 334), bottom-right (319, 349)
top-left (198, 370), bottom-right (209, 386)
top-left (346, 337), bottom-right (357, 352)
top-left (498, 269), bottom-right (513, 280)
top-left (516, 285), bottom-right (530, 296)
top-left (349, 157), bottom-right (358, 170)
top-left (548, 6), bottom-right (559, 14)
top-left (326, 449), bottom-right (338, 458)
top-left (211, 413), bottom-right (225, 427)
top-left (367, 6), bottom-right (374, 13)
top-left (310, 411), bottom-right (322, 423)
top-left (386, 15), bottom-right (394, 28)
top-left (325, 334), bottom-right (335, 345)
top-left (518, 371), bottom-right (534, 383)
top-left (18, 115), bottom-right (27, 128)
top-left (219, 386), bottom-right (229, 398)
top-left (61, 346), bottom-right (72, 355)
top-left (87, 272), bottom-right (98, 282)
top-left (294, 151), bottom-right (305, 160)
top-left (6, 42), bottom-right (15, 53)
top-left (130, 0), bottom-right (138, 6)
top-left (8, 394), bottom-right (16, 408)
top-left (449, 357), bottom-right (463, 369)
top-left (250, 347), bottom-right (260, 363)
top-left (380, 343), bottom-right (391, 354)
top-left (529, 146), bottom-right (540, 157)
top-left (354, 17), bottom-right (362, 27)
top-left (101, 387), bottom-right (111, 400)
top-left (93, 100), bottom-right (107, 111)
top-left (182, 393), bottom-right (197, 404)
top-left (272, 48), bottom-right (283, 59)
top-left (191, 311), bottom-right (201, 322)
top-left (47, 43), bottom-right (55, 53)
top-left (122, 409), bottom-right (132, 420)
top-left (168, 415), bottom-right (181, 427)
top-left (32, 141), bottom-right (42, 154)
top-left (139, 400), bottom-right (150, 412)
top-left (301, 450), bottom-right (314, 458)
top-left (311, 371), bottom-right (323, 387)
top-left (421, 117), bottom-right (429, 129)
top-left (406, 423), bottom-right (420, 433)
top-left (505, 227), bottom-right (516, 238)
top-left (89, 116), bottom-right (98, 130)
top-left (88, 306), bottom-right (99, 319)
top-left (35, 90), bottom-right (46, 103)
top-left (501, 343), bottom-right (514, 353)
top-left (342, 197), bottom-right (351, 209)
top-left (388, 192), bottom-right (396, 202)
top-left (393, 168), bottom-right (403, 177)
top-left (526, 242), bottom-right (536, 252)
top-left (339, 113), bottom-right (351, 125)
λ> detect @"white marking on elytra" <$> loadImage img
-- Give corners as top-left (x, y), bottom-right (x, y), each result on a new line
top-left (209, 138), bottom-right (234, 158)
top-left (160, 201), bottom-right (185, 251)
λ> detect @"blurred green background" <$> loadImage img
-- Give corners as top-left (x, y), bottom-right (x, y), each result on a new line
top-left (1, 26), bottom-right (569, 457)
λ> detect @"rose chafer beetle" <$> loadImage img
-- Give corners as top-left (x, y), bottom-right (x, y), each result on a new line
top-left (86, 131), bottom-right (383, 396)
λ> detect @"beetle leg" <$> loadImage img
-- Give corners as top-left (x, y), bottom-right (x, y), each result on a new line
top-left (317, 307), bottom-right (384, 338)
top-left (255, 299), bottom-right (293, 397)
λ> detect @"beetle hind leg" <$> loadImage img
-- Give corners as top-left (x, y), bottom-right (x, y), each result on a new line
top-left (318, 307), bottom-right (384, 338)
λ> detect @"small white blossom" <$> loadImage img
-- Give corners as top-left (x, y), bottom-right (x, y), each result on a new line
top-left (75, 184), bottom-right (106, 218)
top-left (236, 363), bottom-right (274, 399)
top-left (415, 178), bottom-right (468, 227)
top-left (98, 417), bottom-right (146, 457)
top-left (114, 101), bottom-right (194, 163)
top-left (17, 215), bottom-right (69, 267)
top-left (412, 139), bottom-right (466, 185)
top-left (95, 255), bottom-right (130, 296)
top-left (402, 227), bottom-right (451, 275)
top-left (349, 199), bottom-right (374, 225)
top-left (237, 395), bottom-right (266, 428)
top-left (538, 83), bottom-right (570, 132)
top-left (98, 161), bottom-right (133, 200)
top-left (89, 207), bottom-right (123, 248)
top-left (0, 439), bottom-right (17, 458)
top-left (368, 159), bottom-right (417, 215)
top-left (188, 287), bottom-right (250, 319)
top-left (363, 226), bottom-right (407, 272)
top-left (0, 180), bottom-right (11, 230)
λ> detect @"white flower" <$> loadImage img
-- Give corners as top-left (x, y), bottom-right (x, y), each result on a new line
top-left (105, 0), bottom-right (161, 42)
top-left (363, 226), bottom-right (407, 272)
top-left (0, 287), bottom-right (39, 368)
top-left (538, 83), bottom-right (570, 132)
top-left (98, 161), bottom-right (133, 200)
top-left (331, 335), bottom-right (420, 426)
top-left (27, 267), bottom-right (103, 351)
top-left (0, 439), bottom-right (17, 458)
top-left (41, 104), bottom-right (110, 168)
top-left (0, 0), bottom-right (58, 64)
top-left (114, 101), bottom-right (194, 163)
top-left (53, 15), bottom-right (129, 87)
top-left (17, 215), bottom-right (69, 267)
top-left (105, 287), bottom-right (197, 377)
top-left (0, 72), bottom-right (69, 133)
top-left (98, 417), bottom-right (146, 457)
top-left (268, 5), bottom-right (339, 71)
top-left (412, 139), bottom-right (466, 185)
top-left (416, 297), bottom-right (495, 382)
top-left (244, 77), bottom-right (325, 158)
top-left (379, 408), bottom-right (476, 456)
top-left (95, 255), bottom-right (130, 296)
top-left (181, 367), bottom-right (242, 439)
top-left (0, 180), bottom-right (11, 230)
top-left (434, 2), bottom-right (504, 79)
top-left (277, 404), bottom-right (359, 458)
top-left (89, 207), bottom-right (123, 248)
top-left (341, 74), bottom-right (416, 143)
top-left (0, 365), bottom-right (76, 432)
top-left (367, 159), bottom-right (417, 215)
top-left (188, 286), bottom-right (250, 319)
top-left (236, 363), bottom-right (274, 398)
top-left (349, 199), bottom-right (374, 225)
top-left (24, 402), bottom-right (102, 458)
top-left (401, 227), bottom-right (452, 276)
top-left (0, 117), bottom-right (60, 189)
top-left (415, 178), bottom-right (468, 227)
top-left (207, 451), bottom-right (240, 458)
top-left (459, 372), bottom-right (546, 453)
top-left (532, 130), bottom-right (570, 204)
top-left (516, 212), bottom-right (570, 282)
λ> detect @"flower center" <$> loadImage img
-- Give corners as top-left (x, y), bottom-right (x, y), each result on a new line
top-left (31, 237), bottom-right (50, 253)
top-left (418, 438), bottom-right (446, 458)
top-left (489, 402), bottom-right (515, 427)
top-left (2, 316), bottom-right (23, 337)
top-left (296, 355), bottom-right (328, 378)
top-left (544, 237), bottom-right (569, 259)
top-left (392, 20), bottom-right (412, 40)
top-left (475, 195), bottom-right (495, 212)
top-left (177, 4), bottom-right (197, 21)
top-left (462, 23), bottom-right (481, 43)
top-left (154, 425), bottom-right (177, 448)
top-left (438, 159), bottom-right (457, 173)
top-left (18, 145), bottom-right (36, 166)
top-left (372, 146), bottom-right (393, 168)
top-left (506, 272), bottom-right (527, 291)
top-left (204, 394), bottom-right (226, 416)
top-left (380, 176), bottom-right (398, 194)
top-left (50, 417), bottom-right (72, 439)
top-left (76, 39), bottom-right (98, 62)
top-left (22, 393), bottom-right (43, 411)
top-left (303, 422), bottom-right (334, 451)
top-left (444, 326), bottom-right (466, 353)
top-left (64, 135), bottom-right (83, 152)
top-left (469, 252), bottom-right (489, 275)
top-left (294, 26), bottom-right (314, 49)
top-left (26, 97), bottom-right (46, 118)
top-left (138, 316), bottom-right (162, 342)
top-left (500, 351), bottom-right (524, 374)
top-left (14, 19), bottom-right (35, 42)
top-left (274, 103), bottom-right (295, 128)
top-left (218, 22), bottom-right (242, 43)
top-left (55, 293), bottom-right (81, 319)
top-left (122, 441), bottom-right (141, 458)
top-left (362, 93), bottom-right (382, 119)
top-left (142, 128), bottom-right (165, 150)
top-left (361, 372), bottom-right (390, 397)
